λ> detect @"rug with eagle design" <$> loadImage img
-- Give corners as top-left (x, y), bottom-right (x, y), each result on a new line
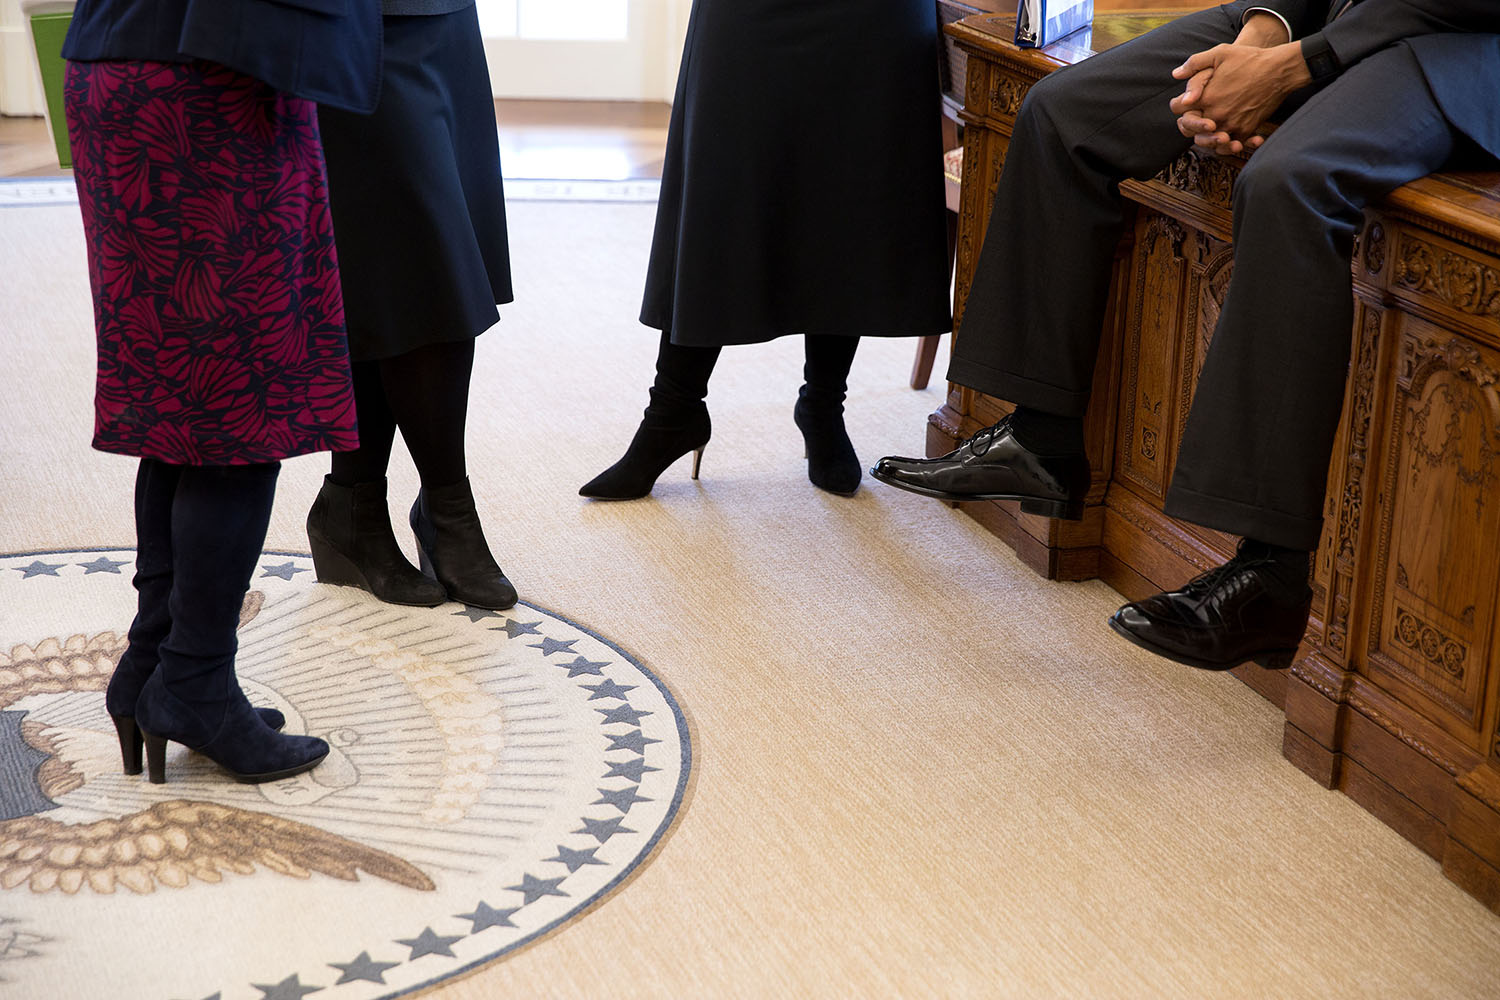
top-left (0, 549), bottom-right (690, 1000)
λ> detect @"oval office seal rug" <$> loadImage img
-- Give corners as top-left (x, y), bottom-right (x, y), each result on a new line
top-left (0, 549), bottom-right (691, 1000)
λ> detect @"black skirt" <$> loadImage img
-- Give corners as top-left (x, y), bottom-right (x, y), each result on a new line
top-left (642, 0), bottom-right (953, 348)
top-left (318, 6), bottom-right (513, 362)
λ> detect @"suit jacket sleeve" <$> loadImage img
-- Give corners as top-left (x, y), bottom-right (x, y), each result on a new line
top-left (1315, 0), bottom-right (1498, 68)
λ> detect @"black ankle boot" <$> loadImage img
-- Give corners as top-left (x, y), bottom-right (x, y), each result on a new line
top-left (409, 477), bottom-right (518, 610)
top-left (307, 476), bottom-right (447, 607)
top-left (793, 388), bottom-right (861, 496)
top-left (579, 401), bottom-right (711, 500)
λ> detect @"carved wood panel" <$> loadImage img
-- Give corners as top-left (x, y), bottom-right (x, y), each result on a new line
top-left (1367, 319), bottom-right (1500, 738)
top-left (1117, 214), bottom-right (1187, 499)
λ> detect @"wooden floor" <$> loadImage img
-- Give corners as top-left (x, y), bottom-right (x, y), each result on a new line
top-left (0, 99), bottom-right (671, 180)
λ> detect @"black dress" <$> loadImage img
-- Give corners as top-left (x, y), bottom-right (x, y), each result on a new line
top-left (641, 0), bottom-right (953, 348)
top-left (317, 3), bottom-right (513, 362)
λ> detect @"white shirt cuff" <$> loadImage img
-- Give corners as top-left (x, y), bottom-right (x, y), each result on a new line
top-left (1242, 7), bottom-right (1294, 43)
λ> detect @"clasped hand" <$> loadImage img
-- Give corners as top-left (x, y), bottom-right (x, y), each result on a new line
top-left (1170, 17), bottom-right (1312, 157)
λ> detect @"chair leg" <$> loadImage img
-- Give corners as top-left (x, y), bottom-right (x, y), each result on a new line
top-left (909, 335), bottom-right (942, 390)
top-left (912, 207), bottom-right (960, 391)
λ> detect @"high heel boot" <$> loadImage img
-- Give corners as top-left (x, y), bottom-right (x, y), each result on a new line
top-left (307, 476), bottom-right (447, 606)
top-left (409, 477), bottom-right (518, 610)
top-left (579, 332), bottom-right (718, 500)
top-left (108, 460), bottom-right (282, 775)
top-left (793, 335), bottom-right (862, 496)
top-left (134, 463), bottom-right (327, 784)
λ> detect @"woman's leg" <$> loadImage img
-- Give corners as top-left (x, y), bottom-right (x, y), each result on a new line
top-left (796, 335), bottom-right (862, 495)
top-left (308, 360), bottom-right (447, 607)
top-left (579, 330), bottom-right (720, 500)
top-left (388, 340), bottom-right (517, 610)
top-left (136, 463), bottom-right (329, 783)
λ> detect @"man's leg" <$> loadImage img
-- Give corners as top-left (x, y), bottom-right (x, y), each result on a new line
top-left (950, 3), bottom-right (1246, 413)
top-left (873, 4), bottom-right (1247, 510)
top-left (1114, 41), bottom-right (1464, 671)
top-left (1164, 41), bottom-right (1460, 548)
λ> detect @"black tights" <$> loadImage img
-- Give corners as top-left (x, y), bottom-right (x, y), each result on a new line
top-left (331, 339), bottom-right (474, 489)
top-left (649, 331), bottom-right (860, 410)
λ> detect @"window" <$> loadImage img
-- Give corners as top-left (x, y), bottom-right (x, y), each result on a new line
top-left (476, 0), bottom-right (630, 42)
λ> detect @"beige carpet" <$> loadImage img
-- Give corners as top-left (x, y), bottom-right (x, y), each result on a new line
top-left (1, 200), bottom-right (1497, 998)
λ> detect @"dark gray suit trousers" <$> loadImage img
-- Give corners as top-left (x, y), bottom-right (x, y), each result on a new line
top-left (949, 1), bottom-right (1467, 549)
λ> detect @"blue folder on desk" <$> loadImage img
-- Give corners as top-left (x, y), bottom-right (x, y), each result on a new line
top-left (1015, 0), bottom-right (1093, 47)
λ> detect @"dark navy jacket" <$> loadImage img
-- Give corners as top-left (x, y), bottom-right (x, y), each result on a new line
top-left (61, 0), bottom-right (382, 114)
top-left (1260, 0), bottom-right (1500, 158)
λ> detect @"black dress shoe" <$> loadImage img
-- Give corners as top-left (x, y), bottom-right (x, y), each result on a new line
top-left (869, 415), bottom-right (1090, 519)
top-left (1108, 546), bottom-right (1312, 670)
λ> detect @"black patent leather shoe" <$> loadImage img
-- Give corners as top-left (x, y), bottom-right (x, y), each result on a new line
top-left (869, 415), bottom-right (1090, 520)
top-left (1108, 550), bottom-right (1312, 671)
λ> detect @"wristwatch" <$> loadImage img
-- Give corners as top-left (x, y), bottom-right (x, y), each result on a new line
top-left (1301, 34), bottom-right (1341, 82)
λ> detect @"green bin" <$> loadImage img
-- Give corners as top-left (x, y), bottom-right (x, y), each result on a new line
top-left (29, 11), bottom-right (74, 169)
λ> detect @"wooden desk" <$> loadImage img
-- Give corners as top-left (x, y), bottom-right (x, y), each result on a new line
top-left (938, 10), bottom-right (1500, 912)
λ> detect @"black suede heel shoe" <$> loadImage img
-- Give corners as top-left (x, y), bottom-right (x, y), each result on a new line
top-left (579, 405), bottom-right (711, 500)
top-left (410, 478), bottom-right (518, 610)
top-left (793, 393), bottom-right (861, 496)
top-left (109, 674), bottom-right (285, 775)
top-left (307, 476), bottom-right (447, 607)
top-left (135, 674), bottom-right (328, 784)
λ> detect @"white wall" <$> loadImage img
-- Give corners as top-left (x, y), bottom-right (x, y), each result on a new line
top-left (484, 0), bottom-right (693, 103)
top-left (1, 0), bottom-right (47, 116)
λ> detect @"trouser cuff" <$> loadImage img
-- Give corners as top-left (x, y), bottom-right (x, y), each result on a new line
top-left (1164, 484), bottom-right (1323, 551)
top-left (944, 356), bottom-right (1090, 418)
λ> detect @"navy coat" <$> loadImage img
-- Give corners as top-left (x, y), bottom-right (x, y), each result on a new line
top-left (62, 0), bottom-right (382, 114)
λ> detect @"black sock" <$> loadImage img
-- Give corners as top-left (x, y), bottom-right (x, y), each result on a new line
top-left (1240, 538), bottom-right (1312, 598)
top-left (1009, 405), bottom-right (1085, 455)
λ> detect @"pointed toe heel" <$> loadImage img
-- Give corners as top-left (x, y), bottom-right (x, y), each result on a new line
top-left (580, 407), bottom-right (712, 500)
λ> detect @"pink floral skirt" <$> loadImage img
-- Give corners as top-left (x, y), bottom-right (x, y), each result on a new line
top-left (65, 59), bottom-right (359, 465)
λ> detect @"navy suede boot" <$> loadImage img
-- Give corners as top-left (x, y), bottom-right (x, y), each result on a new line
top-left (134, 463), bottom-right (327, 784)
top-left (108, 460), bottom-right (284, 775)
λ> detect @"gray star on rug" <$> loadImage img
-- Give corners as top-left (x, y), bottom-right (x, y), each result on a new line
top-left (603, 757), bottom-right (660, 782)
top-left (574, 815), bottom-right (636, 843)
top-left (454, 606), bottom-right (501, 623)
top-left (259, 561), bottom-right (307, 581)
top-left (17, 560), bottom-right (63, 579)
top-left (250, 975), bottom-right (321, 1000)
top-left (494, 618), bottom-right (543, 639)
top-left (527, 637), bottom-right (578, 656)
top-left (508, 873), bottom-right (569, 904)
top-left (396, 927), bottom-right (462, 960)
top-left (582, 679), bottom-right (636, 701)
top-left (594, 785), bottom-right (652, 813)
top-left (329, 952), bottom-right (400, 985)
top-left (547, 844), bottom-right (607, 873)
top-left (77, 555), bottom-right (128, 574)
top-left (457, 901), bottom-right (519, 933)
top-left (604, 729), bottom-right (661, 755)
top-left (558, 655), bottom-right (609, 678)
top-left (596, 704), bottom-right (652, 726)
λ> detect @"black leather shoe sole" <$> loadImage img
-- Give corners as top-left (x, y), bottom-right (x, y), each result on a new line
top-left (868, 465), bottom-right (1083, 520)
top-left (1107, 613), bottom-right (1297, 671)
